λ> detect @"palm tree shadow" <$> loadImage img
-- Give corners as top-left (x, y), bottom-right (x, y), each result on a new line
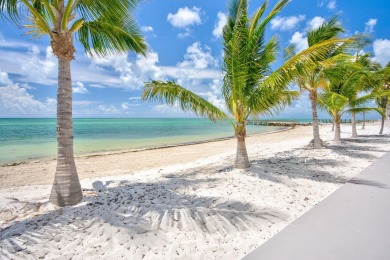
top-left (1, 176), bottom-right (288, 258)
top-left (324, 135), bottom-right (390, 159)
top-left (249, 139), bottom-right (389, 189)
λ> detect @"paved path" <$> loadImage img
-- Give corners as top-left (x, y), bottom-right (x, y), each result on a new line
top-left (244, 152), bottom-right (390, 260)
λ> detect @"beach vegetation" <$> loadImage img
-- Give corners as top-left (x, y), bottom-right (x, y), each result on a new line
top-left (318, 54), bottom-right (387, 141)
top-left (374, 63), bottom-right (390, 134)
top-left (285, 16), bottom-right (357, 147)
top-left (143, 0), bottom-right (359, 168)
top-left (0, 0), bottom-right (147, 206)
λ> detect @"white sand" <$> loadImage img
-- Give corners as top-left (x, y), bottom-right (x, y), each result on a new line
top-left (1, 122), bottom-right (389, 259)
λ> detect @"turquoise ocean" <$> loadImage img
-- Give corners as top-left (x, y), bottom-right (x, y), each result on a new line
top-left (0, 118), bottom-right (288, 165)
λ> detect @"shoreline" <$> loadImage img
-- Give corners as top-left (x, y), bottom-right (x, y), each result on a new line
top-left (1, 125), bottom-right (290, 167)
top-left (1, 122), bottom-right (389, 259)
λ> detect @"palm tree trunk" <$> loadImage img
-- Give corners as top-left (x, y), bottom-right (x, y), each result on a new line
top-left (50, 57), bottom-right (82, 206)
top-left (351, 112), bottom-right (358, 138)
top-left (235, 124), bottom-right (250, 169)
top-left (379, 115), bottom-right (385, 134)
top-left (309, 90), bottom-right (322, 148)
top-left (362, 112), bottom-right (366, 129)
top-left (334, 114), bottom-right (341, 142)
top-left (332, 121), bottom-right (335, 131)
top-left (380, 96), bottom-right (388, 134)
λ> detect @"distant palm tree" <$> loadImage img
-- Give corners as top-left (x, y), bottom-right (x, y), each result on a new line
top-left (285, 17), bottom-right (346, 148)
top-left (143, 0), bottom-right (358, 168)
top-left (348, 53), bottom-right (381, 137)
top-left (374, 63), bottom-right (390, 134)
top-left (1, 0), bottom-right (147, 206)
top-left (318, 58), bottom-right (387, 141)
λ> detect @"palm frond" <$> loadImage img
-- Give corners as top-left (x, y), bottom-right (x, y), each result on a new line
top-left (0, 0), bottom-right (19, 22)
top-left (143, 81), bottom-right (233, 126)
top-left (78, 15), bottom-right (146, 56)
top-left (307, 15), bottom-right (343, 47)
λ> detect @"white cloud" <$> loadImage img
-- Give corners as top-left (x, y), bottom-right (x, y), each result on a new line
top-left (136, 51), bottom-right (166, 82)
top-left (121, 102), bottom-right (129, 110)
top-left (307, 16), bottom-right (325, 30)
top-left (327, 0), bottom-right (336, 10)
top-left (167, 6), bottom-right (202, 28)
top-left (121, 102), bottom-right (140, 110)
top-left (365, 18), bottom-right (377, 33)
top-left (213, 12), bottom-right (227, 38)
top-left (129, 96), bottom-right (141, 100)
top-left (141, 26), bottom-right (153, 32)
top-left (178, 42), bottom-right (219, 69)
top-left (72, 82), bottom-right (88, 94)
top-left (20, 46), bottom-right (57, 85)
top-left (199, 79), bottom-right (226, 111)
top-left (0, 84), bottom-right (55, 117)
top-left (373, 39), bottom-right (390, 66)
top-left (0, 69), bottom-right (12, 85)
top-left (178, 28), bottom-right (192, 39)
top-left (0, 45), bottom-right (57, 85)
top-left (91, 50), bottom-right (166, 89)
top-left (271, 15), bottom-right (305, 31)
top-left (317, 0), bottom-right (336, 10)
top-left (98, 105), bottom-right (119, 114)
top-left (289, 32), bottom-right (308, 52)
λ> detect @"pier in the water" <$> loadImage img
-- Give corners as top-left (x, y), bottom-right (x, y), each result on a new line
top-left (246, 118), bottom-right (373, 127)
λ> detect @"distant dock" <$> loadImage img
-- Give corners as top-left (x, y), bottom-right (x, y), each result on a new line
top-left (246, 118), bottom-right (371, 127)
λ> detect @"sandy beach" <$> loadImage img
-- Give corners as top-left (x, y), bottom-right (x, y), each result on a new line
top-left (1, 122), bottom-right (389, 259)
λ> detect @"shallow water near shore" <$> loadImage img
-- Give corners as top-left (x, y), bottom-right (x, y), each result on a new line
top-left (0, 118), bottom-right (285, 164)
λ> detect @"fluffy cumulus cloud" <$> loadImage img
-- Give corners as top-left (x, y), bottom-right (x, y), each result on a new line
top-left (271, 15), bottom-right (305, 31)
top-left (289, 32), bottom-right (308, 52)
top-left (178, 42), bottom-right (219, 69)
top-left (213, 12), bottom-right (227, 38)
top-left (373, 39), bottom-right (390, 66)
top-left (0, 84), bottom-right (55, 117)
top-left (307, 16), bottom-right (325, 30)
top-left (91, 50), bottom-right (166, 89)
top-left (167, 6), bottom-right (202, 28)
top-left (0, 69), bottom-right (12, 85)
top-left (0, 44), bottom-right (57, 85)
top-left (365, 18), bottom-right (377, 33)
top-left (22, 46), bottom-right (57, 84)
top-left (72, 82), bottom-right (88, 94)
top-left (136, 52), bottom-right (166, 82)
top-left (198, 79), bottom-right (226, 111)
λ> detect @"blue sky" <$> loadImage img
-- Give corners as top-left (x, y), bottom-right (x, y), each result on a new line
top-left (0, 0), bottom-right (389, 118)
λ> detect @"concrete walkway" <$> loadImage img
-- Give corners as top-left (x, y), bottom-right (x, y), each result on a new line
top-left (244, 152), bottom-right (390, 260)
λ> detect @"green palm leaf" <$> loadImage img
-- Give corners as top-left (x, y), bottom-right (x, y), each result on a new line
top-left (143, 81), bottom-right (232, 126)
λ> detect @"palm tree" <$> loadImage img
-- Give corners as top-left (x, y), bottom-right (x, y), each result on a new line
top-left (319, 58), bottom-right (387, 141)
top-left (375, 63), bottom-right (390, 134)
top-left (348, 53), bottom-right (381, 137)
top-left (1, 0), bottom-right (147, 206)
top-left (143, 0), bottom-right (358, 168)
top-left (286, 17), bottom-right (345, 148)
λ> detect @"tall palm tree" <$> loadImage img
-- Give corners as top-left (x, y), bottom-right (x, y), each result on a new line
top-left (143, 0), bottom-right (358, 169)
top-left (1, 0), bottom-right (147, 206)
top-left (286, 17), bottom-right (345, 148)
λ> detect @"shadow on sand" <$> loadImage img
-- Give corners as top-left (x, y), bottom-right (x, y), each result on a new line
top-left (1, 176), bottom-right (287, 258)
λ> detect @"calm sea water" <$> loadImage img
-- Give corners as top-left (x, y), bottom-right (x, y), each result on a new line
top-left (0, 118), bottom-right (286, 164)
